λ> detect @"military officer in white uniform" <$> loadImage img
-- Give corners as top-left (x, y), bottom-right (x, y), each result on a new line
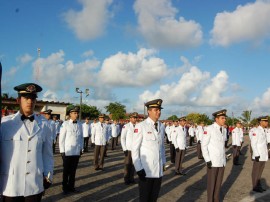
top-left (174, 116), bottom-right (187, 175)
top-left (0, 83), bottom-right (53, 202)
top-left (52, 115), bottom-right (60, 154)
top-left (196, 122), bottom-right (204, 159)
top-left (91, 114), bottom-right (108, 170)
top-left (59, 106), bottom-right (83, 194)
top-left (111, 120), bottom-right (119, 150)
top-left (41, 109), bottom-right (56, 153)
top-left (169, 120), bottom-right (178, 163)
top-left (82, 117), bottom-right (91, 152)
top-left (202, 109), bottom-right (227, 202)
top-left (251, 116), bottom-right (269, 193)
top-left (121, 112), bottom-right (138, 185)
top-left (132, 99), bottom-right (166, 202)
top-left (231, 121), bottom-right (243, 165)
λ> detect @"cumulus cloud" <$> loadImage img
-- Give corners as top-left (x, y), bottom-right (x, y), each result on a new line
top-left (16, 53), bottom-right (33, 65)
top-left (136, 66), bottom-right (236, 111)
top-left (63, 0), bottom-right (113, 40)
top-left (81, 50), bottom-right (94, 58)
top-left (253, 88), bottom-right (270, 113)
top-left (134, 0), bottom-right (203, 48)
top-left (98, 48), bottom-right (168, 86)
top-left (210, 0), bottom-right (270, 46)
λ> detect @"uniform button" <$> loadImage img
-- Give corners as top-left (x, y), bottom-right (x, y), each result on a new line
top-left (28, 150), bottom-right (31, 152)
top-left (27, 161), bottom-right (31, 163)
top-left (26, 172), bottom-right (30, 175)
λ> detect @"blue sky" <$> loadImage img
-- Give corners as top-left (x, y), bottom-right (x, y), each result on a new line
top-left (1, 0), bottom-right (270, 119)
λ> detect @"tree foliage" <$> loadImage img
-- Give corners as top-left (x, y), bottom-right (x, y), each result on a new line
top-left (104, 102), bottom-right (126, 120)
top-left (226, 117), bottom-right (240, 126)
top-left (167, 115), bottom-right (179, 121)
top-left (240, 110), bottom-right (252, 125)
top-left (186, 113), bottom-right (212, 125)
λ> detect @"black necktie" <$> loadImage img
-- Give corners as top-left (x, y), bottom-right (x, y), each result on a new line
top-left (154, 123), bottom-right (158, 132)
top-left (133, 124), bottom-right (136, 128)
top-left (220, 127), bottom-right (222, 133)
top-left (21, 115), bottom-right (34, 122)
top-left (73, 120), bottom-right (77, 124)
top-left (101, 123), bottom-right (103, 128)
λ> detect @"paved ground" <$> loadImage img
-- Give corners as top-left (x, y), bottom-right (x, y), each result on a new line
top-left (39, 135), bottom-right (270, 202)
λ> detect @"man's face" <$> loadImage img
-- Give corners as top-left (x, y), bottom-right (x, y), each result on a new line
top-left (179, 120), bottom-right (186, 127)
top-left (44, 114), bottom-right (50, 120)
top-left (70, 112), bottom-right (79, 120)
top-left (148, 108), bottom-right (161, 121)
top-left (236, 123), bottom-right (241, 128)
top-left (17, 96), bottom-right (36, 115)
top-left (85, 119), bottom-right (89, 124)
top-left (130, 117), bottom-right (137, 124)
top-left (261, 120), bottom-right (269, 128)
top-left (215, 116), bottom-right (226, 126)
top-left (99, 117), bottom-right (104, 123)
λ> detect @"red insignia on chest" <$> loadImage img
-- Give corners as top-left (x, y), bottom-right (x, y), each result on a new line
top-left (253, 133), bottom-right (256, 136)
top-left (134, 129), bottom-right (138, 133)
top-left (204, 131), bottom-right (207, 135)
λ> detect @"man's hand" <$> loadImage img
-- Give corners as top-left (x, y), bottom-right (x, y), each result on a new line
top-left (124, 150), bottom-right (128, 156)
top-left (207, 161), bottom-right (212, 169)
top-left (175, 148), bottom-right (180, 152)
top-left (137, 169), bottom-right (146, 181)
top-left (43, 177), bottom-right (52, 189)
top-left (198, 140), bottom-right (201, 144)
top-left (255, 156), bottom-right (260, 162)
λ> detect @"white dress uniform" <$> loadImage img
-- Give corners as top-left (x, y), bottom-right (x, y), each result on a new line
top-left (201, 122), bottom-right (226, 167)
top-left (0, 112), bottom-right (54, 197)
top-left (132, 117), bottom-right (166, 178)
top-left (251, 126), bottom-right (268, 161)
top-left (59, 120), bottom-right (83, 156)
top-left (232, 127), bottom-right (242, 146)
top-left (165, 125), bottom-right (172, 142)
top-left (170, 125), bottom-right (177, 146)
top-left (111, 123), bottom-right (119, 138)
top-left (82, 122), bottom-right (91, 138)
top-left (196, 125), bottom-right (204, 143)
top-left (91, 122), bottom-right (108, 146)
top-left (174, 126), bottom-right (186, 150)
top-left (188, 127), bottom-right (195, 137)
top-left (121, 122), bottom-right (135, 151)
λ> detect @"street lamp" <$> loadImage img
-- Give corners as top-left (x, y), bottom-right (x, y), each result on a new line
top-left (76, 88), bottom-right (90, 121)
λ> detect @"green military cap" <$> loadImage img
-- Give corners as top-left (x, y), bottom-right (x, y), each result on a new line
top-left (212, 109), bottom-right (227, 118)
top-left (130, 112), bottom-right (139, 118)
top-left (14, 83), bottom-right (42, 99)
top-left (257, 116), bottom-right (269, 122)
top-left (179, 116), bottom-right (187, 121)
top-left (69, 106), bottom-right (80, 113)
top-left (145, 99), bottom-right (163, 109)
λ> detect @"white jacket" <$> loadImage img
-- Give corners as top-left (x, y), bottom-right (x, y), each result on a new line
top-left (195, 126), bottom-right (204, 142)
top-left (59, 119), bottom-right (83, 156)
top-left (0, 112), bottom-right (53, 197)
top-left (174, 125), bottom-right (186, 150)
top-left (121, 122), bottom-right (135, 151)
top-left (201, 122), bottom-right (226, 167)
top-left (170, 125), bottom-right (177, 145)
top-left (251, 126), bottom-right (268, 161)
top-left (165, 125), bottom-right (172, 141)
top-left (232, 127), bottom-right (242, 146)
top-left (132, 117), bottom-right (166, 178)
top-left (188, 127), bottom-right (195, 137)
top-left (111, 123), bottom-right (120, 138)
top-left (91, 122), bottom-right (108, 146)
top-left (82, 122), bottom-right (91, 138)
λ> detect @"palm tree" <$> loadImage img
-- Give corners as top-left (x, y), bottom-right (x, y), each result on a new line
top-left (240, 110), bottom-right (252, 126)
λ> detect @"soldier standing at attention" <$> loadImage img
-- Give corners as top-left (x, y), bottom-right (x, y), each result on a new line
top-left (132, 99), bottom-right (166, 202)
top-left (0, 83), bottom-right (53, 202)
top-left (251, 116), bottom-right (269, 193)
top-left (202, 109), bottom-right (227, 202)
top-left (59, 106), bottom-right (83, 194)
top-left (82, 117), bottom-right (91, 152)
top-left (121, 112), bottom-right (138, 185)
top-left (231, 121), bottom-right (243, 165)
top-left (91, 114), bottom-right (108, 170)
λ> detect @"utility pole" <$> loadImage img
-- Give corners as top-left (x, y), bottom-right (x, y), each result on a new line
top-left (76, 88), bottom-right (89, 121)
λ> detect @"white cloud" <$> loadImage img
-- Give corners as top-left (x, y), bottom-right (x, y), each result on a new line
top-left (134, 0), bottom-right (203, 48)
top-left (63, 0), bottom-right (113, 40)
top-left (82, 50), bottom-right (94, 58)
top-left (196, 71), bottom-right (234, 106)
top-left (16, 53), bottom-right (33, 65)
top-left (253, 88), bottom-right (270, 113)
top-left (98, 48), bottom-right (168, 86)
top-left (210, 0), bottom-right (270, 46)
top-left (136, 66), bottom-right (236, 111)
top-left (42, 90), bottom-right (58, 101)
